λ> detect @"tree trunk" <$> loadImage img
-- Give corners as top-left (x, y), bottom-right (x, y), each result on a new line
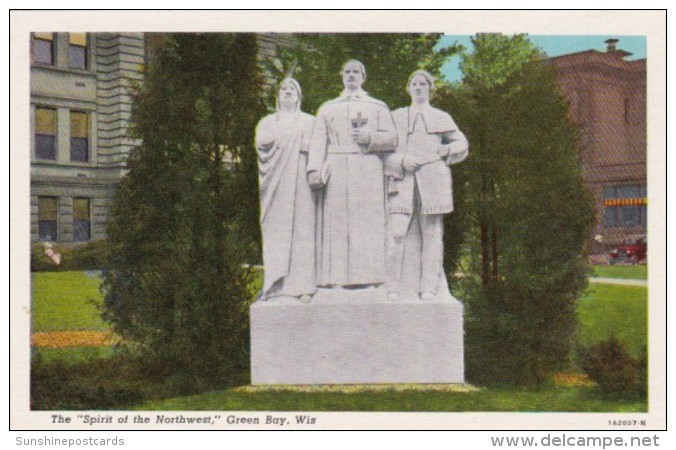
top-left (480, 221), bottom-right (490, 284)
top-left (491, 225), bottom-right (499, 280)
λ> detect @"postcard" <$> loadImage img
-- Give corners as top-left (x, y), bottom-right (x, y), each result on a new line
top-left (9, 10), bottom-right (666, 435)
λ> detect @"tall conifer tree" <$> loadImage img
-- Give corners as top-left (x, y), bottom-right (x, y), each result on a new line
top-left (102, 34), bottom-right (266, 384)
top-left (436, 34), bottom-right (595, 384)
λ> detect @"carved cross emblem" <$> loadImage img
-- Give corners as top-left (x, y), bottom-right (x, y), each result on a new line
top-left (351, 111), bottom-right (368, 129)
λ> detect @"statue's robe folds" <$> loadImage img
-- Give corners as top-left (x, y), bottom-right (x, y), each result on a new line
top-left (308, 91), bottom-right (397, 286)
top-left (256, 111), bottom-right (316, 298)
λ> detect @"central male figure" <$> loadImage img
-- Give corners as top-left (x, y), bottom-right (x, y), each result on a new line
top-left (308, 60), bottom-right (397, 287)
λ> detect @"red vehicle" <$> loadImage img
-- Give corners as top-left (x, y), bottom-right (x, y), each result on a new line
top-left (609, 235), bottom-right (647, 265)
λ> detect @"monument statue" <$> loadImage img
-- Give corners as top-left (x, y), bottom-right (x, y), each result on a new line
top-left (307, 59), bottom-right (397, 288)
top-left (255, 78), bottom-right (316, 302)
top-left (251, 66), bottom-right (466, 385)
top-left (385, 70), bottom-right (468, 301)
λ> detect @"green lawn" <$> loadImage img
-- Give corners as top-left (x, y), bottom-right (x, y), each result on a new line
top-left (591, 265), bottom-right (647, 280)
top-left (33, 346), bottom-right (118, 365)
top-left (577, 284), bottom-right (647, 357)
top-left (32, 271), bottom-right (109, 332)
top-left (137, 385), bottom-right (644, 412)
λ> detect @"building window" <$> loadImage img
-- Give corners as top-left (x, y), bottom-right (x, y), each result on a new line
top-left (70, 111), bottom-right (89, 162)
top-left (32, 32), bottom-right (54, 65)
top-left (35, 107), bottom-right (57, 160)
top-left (603, 184), bottom-right (647, 228)
top-left (73, 198), bottom-right (91, 242)
top-left (69, 33), bottom-right (88, 70)
top-left (38, 197), bottom-right (58, 242)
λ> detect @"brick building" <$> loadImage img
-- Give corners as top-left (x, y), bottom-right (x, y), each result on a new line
top-left (547, 39), bottom-right (647, 250)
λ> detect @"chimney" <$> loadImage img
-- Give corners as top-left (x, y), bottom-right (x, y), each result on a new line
top-left (604, 38), bottom-right (632, 59)
top-left (605, 38), bottom-right (619, 52)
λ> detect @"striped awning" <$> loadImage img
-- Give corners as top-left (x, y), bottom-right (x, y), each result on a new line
top-left (603, 198), bottom-right (648, 206)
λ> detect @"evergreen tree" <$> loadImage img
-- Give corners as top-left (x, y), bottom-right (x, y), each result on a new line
top-left (267, 33), bottom-right (460, 113)
top-left (436, 34), bottom-right (596, 385)
top-left (102, 33), bottom-right (266, 385)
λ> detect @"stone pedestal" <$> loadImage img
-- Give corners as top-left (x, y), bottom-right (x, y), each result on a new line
top-left (250, 287), bottom-right (464, 385)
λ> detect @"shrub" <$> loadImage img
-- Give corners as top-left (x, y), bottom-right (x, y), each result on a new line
top-left (30, 351), bottom-right (143, 410)
top-left (30, 240), bottom-right (115, 272)
top-left (464, 274), bottom-right (582, 386)
top-left (580, 337), bottom-right (647, 397)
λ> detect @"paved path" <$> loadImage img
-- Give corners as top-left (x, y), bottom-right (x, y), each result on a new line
top-left (589, 277), bottom-right (648, 287)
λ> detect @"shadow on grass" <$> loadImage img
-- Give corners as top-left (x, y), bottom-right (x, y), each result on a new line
top-left (31, 350), bottom-right (143, 410)
top-left (30, 348), bottom-right (246, 410)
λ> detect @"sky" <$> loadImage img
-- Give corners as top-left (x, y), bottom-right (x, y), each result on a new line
top-left (438, 35), bottom-right (647, 82)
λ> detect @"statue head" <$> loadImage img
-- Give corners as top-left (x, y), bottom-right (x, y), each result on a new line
top-left (277, 77), bottom-right (302, 111)
top-left (407, 69), bottom-right (435, 104)
top-left (341, 59), bottom-right (366, 91)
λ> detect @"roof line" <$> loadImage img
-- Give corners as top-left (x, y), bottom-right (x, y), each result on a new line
top-left (546, 49), bottom-right (645, 64)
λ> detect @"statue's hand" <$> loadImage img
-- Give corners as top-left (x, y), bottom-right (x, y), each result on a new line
top-left (307, 171), bottom-right (323, 190)
top-left (356, 129), bottom-right (371, 146)
top-left (402, 156), bottom-right (420, 173)
top-left (352, 128), bottom-right (370, 151)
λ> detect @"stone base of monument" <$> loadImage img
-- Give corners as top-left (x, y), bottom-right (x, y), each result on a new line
top-left (250, 286), bottom-right (464, 385)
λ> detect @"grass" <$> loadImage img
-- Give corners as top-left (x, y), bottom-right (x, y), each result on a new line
top-left (577, 284), bottom-right (647, 357)
top-left (32, 346), bottom-right (118, 365)
top-left (137, 385), bottom-right (645, 412)
top-left (591, 265), bottom-right (647, 280)
top-left (30, 270), bottom-right (648, 411)
top-left (32, 271), bottom-right (109, 333)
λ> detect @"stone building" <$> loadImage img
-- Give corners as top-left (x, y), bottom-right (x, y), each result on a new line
top-left (30, 32), bottom-right (144, 244)
top-left (29, 32), bottom-right (291, 245)
top-left (547, 39), bottom-right (647, 248)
